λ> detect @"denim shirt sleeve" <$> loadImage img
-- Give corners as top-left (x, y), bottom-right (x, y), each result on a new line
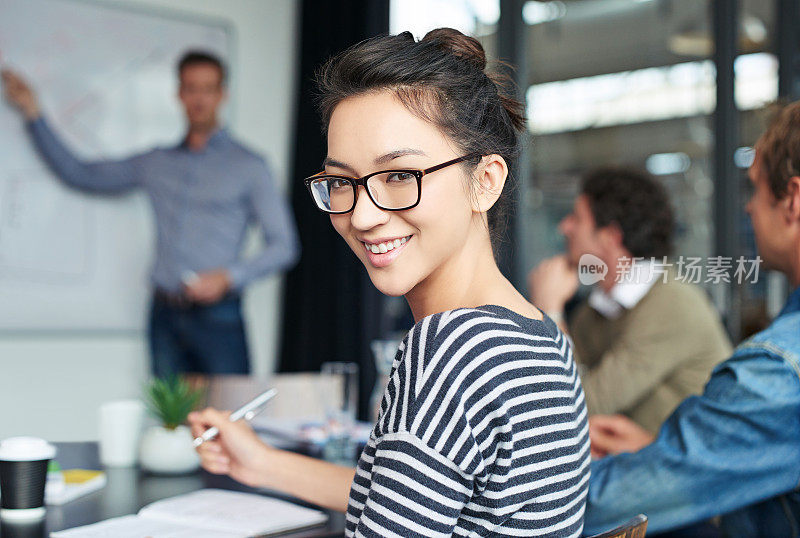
top-left (27, 117), bottom-right (141, 193)
top-left (227, 158), bottom-right (300, 290)
top-left (583, 344), bottom-right (800, 536)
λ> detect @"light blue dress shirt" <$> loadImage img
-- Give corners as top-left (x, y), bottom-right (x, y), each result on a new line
top-left (27, 117), bottom-right (299, 293)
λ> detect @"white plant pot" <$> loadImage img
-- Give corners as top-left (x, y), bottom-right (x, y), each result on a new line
top-left (139, 425), bottom-right (200, 475)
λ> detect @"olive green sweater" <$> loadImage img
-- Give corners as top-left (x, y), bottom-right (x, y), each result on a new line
top-left (570, 278), bottom-right (732, 433)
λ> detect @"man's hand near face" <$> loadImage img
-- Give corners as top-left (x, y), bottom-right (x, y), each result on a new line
top-left (527, 254), bottom-right (579, 316)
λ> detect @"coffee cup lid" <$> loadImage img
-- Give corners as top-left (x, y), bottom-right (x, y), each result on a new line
top-left (0, 437), bottom-right (56, 461)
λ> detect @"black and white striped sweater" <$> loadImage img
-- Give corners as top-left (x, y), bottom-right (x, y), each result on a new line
top-left (346, 305), bottom-right (591, 537)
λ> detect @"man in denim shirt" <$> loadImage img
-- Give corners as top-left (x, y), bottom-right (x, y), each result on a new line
top-left (1, 52), bottom-right (299, 376)
top-left (584, 103), bottom-right (800, 537)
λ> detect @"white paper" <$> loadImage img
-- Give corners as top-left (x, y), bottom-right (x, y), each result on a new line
top-left (50, 489), bottom-right (328, 538)
top-left (139, 489), bottom-right (328, 535)
top-left (50, 515), bottom-right (240, 538)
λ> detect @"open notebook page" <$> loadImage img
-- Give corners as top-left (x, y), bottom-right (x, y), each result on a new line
top-left (51, 489), bottom-right (328, 537)
top-left (139, 489), bottom-right (328, 535)
top-left (50, 515), bottom-right (240, 538)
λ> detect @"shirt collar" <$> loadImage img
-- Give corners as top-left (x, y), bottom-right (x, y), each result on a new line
top-left (778, 285), bottom-right (800, 318)
top-left (177, 127), bottom-right (229, 151)
top-left (588, 260), bottom-right (659, 319)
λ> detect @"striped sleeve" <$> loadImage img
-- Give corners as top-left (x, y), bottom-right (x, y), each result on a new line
top-left (353, 432), bottom-right (473, 537)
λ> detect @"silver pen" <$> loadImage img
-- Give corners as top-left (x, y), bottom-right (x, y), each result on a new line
top-left (193, 388), bottom-right (277, 447)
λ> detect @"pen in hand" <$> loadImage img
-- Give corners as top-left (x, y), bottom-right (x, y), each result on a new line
top-left (193, 388), bottom-right (277, 448)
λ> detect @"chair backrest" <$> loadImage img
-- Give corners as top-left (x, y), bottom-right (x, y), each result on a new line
top-left (587, 514), bottom-right (648, 538)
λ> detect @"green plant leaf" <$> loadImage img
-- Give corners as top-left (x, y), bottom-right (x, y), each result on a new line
top-left (144, 375), bottom-right (204, 430)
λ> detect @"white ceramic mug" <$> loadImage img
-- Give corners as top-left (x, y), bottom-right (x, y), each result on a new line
top-left (98, 400), bottom-right (144, 467)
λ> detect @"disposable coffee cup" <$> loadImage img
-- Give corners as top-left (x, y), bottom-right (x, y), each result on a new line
top-left (0, 518), bottom-right (46, 538)
top-left (0, 437), bottom-right (56, 521)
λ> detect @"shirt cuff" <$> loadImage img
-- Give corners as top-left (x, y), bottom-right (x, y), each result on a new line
top-left (26, 115), bottom-right (46, 133)
top-left (227, 265), bottom-right (248, 292)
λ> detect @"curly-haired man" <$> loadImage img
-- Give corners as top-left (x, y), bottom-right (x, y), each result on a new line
top-left (528, 168), bottom-right (731, 433)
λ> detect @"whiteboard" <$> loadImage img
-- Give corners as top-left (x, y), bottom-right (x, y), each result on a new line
top-left (0, 0), bottom-right (231, 331)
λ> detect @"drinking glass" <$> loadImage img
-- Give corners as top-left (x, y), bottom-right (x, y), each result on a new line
top-left (319, 362), bottom-right (358, 465)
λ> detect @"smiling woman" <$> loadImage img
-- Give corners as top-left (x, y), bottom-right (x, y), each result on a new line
top-left (190, 28), bottom-right (590, 538)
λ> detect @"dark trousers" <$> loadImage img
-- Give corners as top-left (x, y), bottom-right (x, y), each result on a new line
top-left (148, 293), bottom-right (251, 377)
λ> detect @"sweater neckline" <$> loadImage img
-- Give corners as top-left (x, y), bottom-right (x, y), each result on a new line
top-left (473, 304), bottom-right (558, 336)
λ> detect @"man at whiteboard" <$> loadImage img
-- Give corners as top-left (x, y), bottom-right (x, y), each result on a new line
top-left (1, 51), bottom-right (300, 376)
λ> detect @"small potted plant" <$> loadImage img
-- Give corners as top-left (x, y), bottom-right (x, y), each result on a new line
top-left (140, 375), bottom-right (204, 474)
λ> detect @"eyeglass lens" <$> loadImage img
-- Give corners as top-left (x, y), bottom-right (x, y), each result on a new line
top-left (309, 171), bottom-right (419, 212)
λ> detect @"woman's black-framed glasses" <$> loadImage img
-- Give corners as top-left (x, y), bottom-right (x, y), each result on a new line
top-left (303, 153), bottom-right (480, 214)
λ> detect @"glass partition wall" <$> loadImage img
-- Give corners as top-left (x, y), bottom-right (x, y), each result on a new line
top-left (389, 0), bottom-right (786, 344)
top-left (518, 0), bottom-right (778, 343)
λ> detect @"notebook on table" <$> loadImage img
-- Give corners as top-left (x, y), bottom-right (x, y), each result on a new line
top-left (50, 488), bottom-right (328, 537)
top-left (46, 469), bottom-right (107, 505)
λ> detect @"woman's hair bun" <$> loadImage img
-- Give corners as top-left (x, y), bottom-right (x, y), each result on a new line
top-left (422, 27), bottom-right (486, 71)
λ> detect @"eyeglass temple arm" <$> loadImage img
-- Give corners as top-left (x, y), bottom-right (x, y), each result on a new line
top-left (421, 153), bottom-right (482, 175)
top-left (308, 153), bottom-right (482, 180)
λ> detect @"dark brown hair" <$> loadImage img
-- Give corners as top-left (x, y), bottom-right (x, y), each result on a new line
top-left (314, 28), bottom-right (526, 248)
top-left (178, 50), bottom-right (226, 86)
top-left (756, 101), bottom-right (800, 200)
top-left (581, 167), bottom-right (674, 259)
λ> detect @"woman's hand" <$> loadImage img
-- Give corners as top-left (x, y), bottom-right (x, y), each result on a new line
top-left (188, 407), bottom-right (273, 488)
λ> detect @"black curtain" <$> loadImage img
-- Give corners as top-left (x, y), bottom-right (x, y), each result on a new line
top-left (278, 0), bottom-right (390, 420)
